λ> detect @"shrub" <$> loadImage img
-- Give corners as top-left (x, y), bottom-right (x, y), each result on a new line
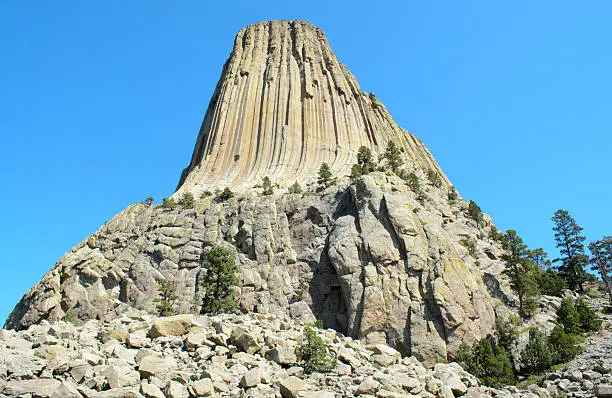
top-left (179, 192), bottom-right (195, 208)
top-left (296, 323), bottom-right (336, 374)
top-left (575, 299), bottom-right (601, 332)
top-left (460, 237), bottom-right (478, 258)
top-left (489, 227), bottom-right (504, 243)
top-left (262, 176), bottom-right (274, 196)
top-left (201, 191), bottom-right (213, 198)
top-left (534, 269), bottom-right (567, 297)
top-left (142, 196), bottom-right (154, 206)
top-left (217, 187), bottom-right (234, 202)
top-left (317, 163), bottom-right (334, 189)
top-left (556, 298), bottom-right (581, 334)
top-left (460, 338), bottom-right (516, 386)
top-left (293, 280), bottom-right (308, 302)
top-left (200, 246), bottom-right (238, 314)
top-left (547, 325), bottom-right (584, 364)
top-left (520, 328), bottom-right (552, 375)
top-left (288, 181), bottom-right (302, 194)
top-left (63, 308), bottom-right (80, 325)
top-left (468, 200), bottom-right (483, 225)
top-left (154, 279), bottom-right (178, 316)
top-left (494, 315), bottom-right (522, 352)
top-left (405, 172), bottom-right (421, 193)
top-left (162, 197), bottom-right (176, 209)
top-left (426, 168), bottom-right (443, 188)
top-left (448, 186), bottom-right (458, 201)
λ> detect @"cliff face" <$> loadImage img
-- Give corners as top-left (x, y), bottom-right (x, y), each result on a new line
top-left (177, 20), bottom-right (446, 195)
top-left (5, 20), bottom-right (508, 363)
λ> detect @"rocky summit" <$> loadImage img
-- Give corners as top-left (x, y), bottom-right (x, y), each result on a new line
top-left (3, 19), bottom-right (611, 398)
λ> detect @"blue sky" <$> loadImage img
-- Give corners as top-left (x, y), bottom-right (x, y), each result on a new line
top-left (1, 1), bottom-right (611, 324)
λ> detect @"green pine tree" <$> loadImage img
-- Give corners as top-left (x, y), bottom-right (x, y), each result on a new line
top-left (547, 325), bottom-right (584, 364)
top-left (179, 192), bottom-right (195, 208)
top-left (551, 209), bottom-right (589, 292)
top-left (200, 246), bottom-right (238, 314)
top-left (383, 141), bottom-right (403, 172)
top-left (588, 236), bottom-right (612, 305)
top-left (351, 146), bottom-right (376, 177)
top-left (154, 279), bottom-right (178, 316)
top-left (317, 163), bottom-right (334, 189)
top-left (468, 200), bottom-right (484, 225)
top-left (262, 176), bottom-right (274, 195)
top-left (520, 328), bottom-right (552, 375)
top-left (296, 323), bottom-right (336, 374)
top-left (426, 168), bottom-right (443, 188)
top-left (288, 181), bottom-right (303, 194)
top-left (501, 230), bottom-right (540, 317)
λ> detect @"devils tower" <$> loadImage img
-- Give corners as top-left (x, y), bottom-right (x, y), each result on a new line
top-left (5, 20), bottom-right (506, 363)
top-left (176, 20), bottom-right (446, 195)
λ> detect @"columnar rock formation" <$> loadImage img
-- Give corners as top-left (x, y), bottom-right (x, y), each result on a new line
top-left (6, 20), bottom-right (509, 364)
top-left (177, 20), bottom-right (446, 195)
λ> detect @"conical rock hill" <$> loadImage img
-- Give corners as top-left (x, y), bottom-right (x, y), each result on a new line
top-left (6, 21), bottom-right (510, 364)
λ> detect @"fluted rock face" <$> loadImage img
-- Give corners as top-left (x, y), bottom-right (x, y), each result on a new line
top-left (177, 20), bottom-right (446, 194)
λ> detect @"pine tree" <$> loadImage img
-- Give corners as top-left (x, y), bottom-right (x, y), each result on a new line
top-left (296, 324), bottom-right (337, 373)
top-left (426, 168), bottom-right (443, 188)
top-left (317, 163), bottom-right (333, 189)
top-left (551, 209), bottom-right (589, 292)
top-left (262, 176), bottom-right (274, 195)
top-left (162, 197), bottom-right (176, 209)
top-left (468, 200), bottom-right (484, 225)
top-left (200, 246), bottom-right (238, 314)
top-left (179, 192), bottom-right (195, 208)
top-left (142, 196), bottom-right (154, 206)
top-left (383, 141), bottom-right (403, 172)
top-left (501, 230), bottom-right (540, 317)
top-left (520, 328), bottom-right (552, 375)
top-left (154, 279), bottom-right (177, 316)
top-left (288, 181), bottom-right (303, 194)
top-left (588, 236), bottom-right (612, 305)
top-left (351, 146), bottom-right (376, 177)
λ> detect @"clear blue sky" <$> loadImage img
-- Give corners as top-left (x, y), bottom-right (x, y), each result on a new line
top-left (1, 2), bottom-right (611, 324)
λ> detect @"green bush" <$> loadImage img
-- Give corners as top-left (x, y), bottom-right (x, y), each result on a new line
top-left (468, 200), bottom-right (483, 225)
top-left (217, 187), bottom-right (234, 202)
top-left (426, 168), bottom-right (443, 188)
top-left (460, 237), bottom-right (478, 258)
top-left (200, 191), bottom-right (213, 198)
top-left (296, 324), bottom-right (336, 374)
top-left (534, 269), bottom-right (567, 297)
top-left (154, 279), bottom-right (178, 316)
top-left (494, 315), bottom-right (522, 352)
top-left (179, 192), bottom-right (195, 208)
top-left (200, 246), bottom-right (238, 314)
top-left (162, 197), bottom-right (176, 209)
top-left (405, 172), bottom-right (421, 192)
top-left (458, 338), bottom-right (515, 386)
top-left (288, 181), bottom-right (303, 194)
top-left (63, 308), bottom-right (80, 325)
top-left (575, 298), bottom-right (602, 332)
top-left (547, 325), bottom-right (584, 364)
top-left (294, 280), bottom-right (308, 301)
top-left (142, 196), bottom-right (154, 206)
top-left (262, 176), bottom-right (274, 195)
top-left (489, 227), bottom-right (505, 243)
top-left (556, 298), bottom-right (581, 334)
top-left (448, 186), bottom-right (458, 201)
top-left (520, 328), bottom-right (552, 375)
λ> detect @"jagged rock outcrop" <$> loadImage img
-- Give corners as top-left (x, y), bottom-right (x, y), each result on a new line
top-left (6, 20), bottom-right (510, 363)
top-left (176, 20), bottom-right (446, 195)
